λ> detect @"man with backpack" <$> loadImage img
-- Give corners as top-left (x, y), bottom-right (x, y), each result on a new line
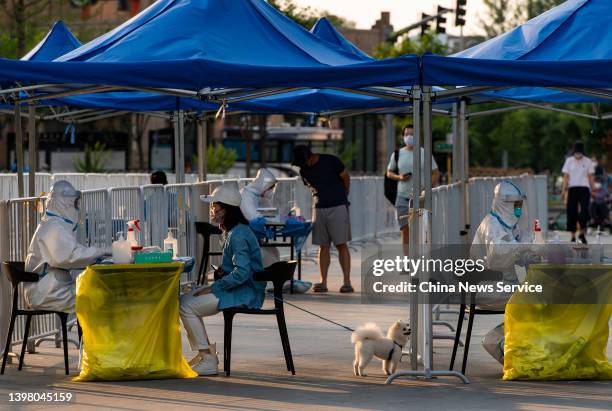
top-left (385, 124), bottom-right (440, 253)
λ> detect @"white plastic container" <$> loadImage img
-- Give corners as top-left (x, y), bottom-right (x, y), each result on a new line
top-left (112, 232), bottom-right (132, 264)
top-left (163, 229), bottom-right (178, 258)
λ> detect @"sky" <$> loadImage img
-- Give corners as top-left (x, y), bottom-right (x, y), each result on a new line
top-left (292, 0), bottom-right (488, 36)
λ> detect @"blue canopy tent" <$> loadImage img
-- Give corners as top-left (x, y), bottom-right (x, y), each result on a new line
top-left (386, 0), bottom-right (612, 387)
top-left (1, 0), bottom-right (419, 184)
top-left (0, 0), bottom-right (418, 94)
top-left (44, 16), bottom-right (410, 116)
top-left (22, 20), bottom-right (81, 62)
top-left (4, 20), bottom-right (82, 197)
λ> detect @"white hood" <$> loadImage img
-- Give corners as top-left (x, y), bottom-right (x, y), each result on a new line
top-left (240, 168), bottom-right (277, 221)
top-left (490, 181), bottom-right (525, 229)
top-left (245, 168), bottom-right (277, 196)
top-left (45, 180), bottom-right (81, 225)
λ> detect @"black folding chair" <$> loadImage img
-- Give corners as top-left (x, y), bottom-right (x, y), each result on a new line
top-left (195, 222), bottom-right (223, 285)
top-left (450, 269), bottom-right (505, 375)
top-left (1, 262), bottom-right (71, 375)
top-left (222, 261), bottom-right (297, 376)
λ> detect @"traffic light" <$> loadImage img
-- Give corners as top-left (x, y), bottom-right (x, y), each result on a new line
top-left (455, 0), bottom-right (467, 27)
top-left (436, 6), bottom-right (447, 34)
top-left (420, 13), bottom-right (431, 38)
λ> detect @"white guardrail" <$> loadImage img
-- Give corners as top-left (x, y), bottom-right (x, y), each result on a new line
top-left (0, 174), bottom-right (547, 354)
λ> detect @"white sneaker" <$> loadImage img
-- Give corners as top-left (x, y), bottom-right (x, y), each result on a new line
top-left (191, 354), bottom-right (219, 376)
top-left (188, 353), bottom-right (203, 367)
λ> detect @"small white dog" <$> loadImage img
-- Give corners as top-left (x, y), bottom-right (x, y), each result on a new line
top-left (351, 320), bottom-right (411, 377)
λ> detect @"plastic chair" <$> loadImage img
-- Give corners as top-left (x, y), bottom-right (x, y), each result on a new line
top-left (195, 222), bottom-right (223, 285)
top-left (449, 270), bottom-right (505, 375)
top-left (222, 261), bottom-right (297, 376)
top-left (1, 262), bottom-right (71, 375)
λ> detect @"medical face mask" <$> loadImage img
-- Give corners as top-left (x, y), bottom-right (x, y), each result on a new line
top-left (210, 206), bottom-right (225, 225)
top-left (514, 207), bottom-right (523, 218)
top-left (403, 134), bottom-right (414, 146)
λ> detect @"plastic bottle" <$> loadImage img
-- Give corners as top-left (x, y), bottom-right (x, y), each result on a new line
top-left (533, 219), bottom-right (545, 244)
top-left (126, 219), bottom-right (141, 248)
top-left (112, 232), bottom-right (132, 264)
top-left (163, 229), bottom-right (178, 258)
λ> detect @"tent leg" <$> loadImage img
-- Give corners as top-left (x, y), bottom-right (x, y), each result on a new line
top-left (409, 85), bottom-right (421, 371)
top-left (421, 86), bottom-right (434, 369)
top-left (173, 110), bottom-right (186, 184)
top-left (459, 100), bottom-right (470, 236)
top-left (197, 117), bottom-right (207, 182)
top-left (14, 103), bottom-right (25, 198)
top-left (451, 103), bottom-right (460, 183)
top-left (28, 104), bottom-right (37, 197)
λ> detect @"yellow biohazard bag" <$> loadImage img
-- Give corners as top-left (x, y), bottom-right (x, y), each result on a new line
top-left (503, 264), bottom-right (612, 380)
top-left (74, 263), bottom-right (197, 381)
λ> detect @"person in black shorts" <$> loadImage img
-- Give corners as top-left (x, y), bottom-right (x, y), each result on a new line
top-left (292, 146), bottom-right (352, 293)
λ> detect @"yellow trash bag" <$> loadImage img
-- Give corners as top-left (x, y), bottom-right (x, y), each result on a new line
top-left (503, 264), bottom-right (612, 380)
top-left (74, 263), bottom-right (197, 381)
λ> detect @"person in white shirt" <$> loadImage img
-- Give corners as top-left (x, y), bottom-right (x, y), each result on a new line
top-left (561, 141), bottom-right (595, 243)
top-left (386, 124), bottom-right (439, 254)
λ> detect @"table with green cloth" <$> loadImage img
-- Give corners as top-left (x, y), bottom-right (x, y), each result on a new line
top-left (504, 264), bottom-right (612, 380)
top-left (74, 263), bottom-right (197, 381)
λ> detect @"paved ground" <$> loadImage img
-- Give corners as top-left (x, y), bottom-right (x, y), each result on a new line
top-left (1, 234), bottom-right (611, 410)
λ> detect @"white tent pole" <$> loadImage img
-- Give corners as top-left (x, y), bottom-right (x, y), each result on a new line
top-left (409, 85), bottom-right (421, 371)
top-left (173, 111), bottom-right (180, 182)
top-left (178, 110), bottom-right (186, 183)
top-left (197, 117), bottom-right (207, 182)
top-left (451, 103), bottom-right (460, 183)
top-left (14, 103), bottom-right (25, 198)
top-left (28, 104), bottom-right (37, 197)
top-left (421, 85), bottom-right (434, 369)
top-left (460, 100), bottom-right (470, 237)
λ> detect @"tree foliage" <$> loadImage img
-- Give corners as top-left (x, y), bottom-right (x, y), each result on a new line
top-left (74, 142), bottom-right (109, 173)
top-left (268, 0), bottom-right (354, 29)
top-left (374, 31), bottom-right (448, 58)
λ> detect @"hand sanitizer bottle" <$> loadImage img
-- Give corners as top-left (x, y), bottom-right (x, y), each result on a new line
top-left (164, 229), bottom-right (178, 258)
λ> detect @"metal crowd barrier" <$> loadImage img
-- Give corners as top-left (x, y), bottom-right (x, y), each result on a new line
top-left (0, 175), bottom-right (547, 354)
top-left (0, 173), bottom-right (222, 201)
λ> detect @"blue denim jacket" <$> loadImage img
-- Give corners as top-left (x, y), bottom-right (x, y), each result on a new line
top-left (211, 223), bottom-right (265, 310)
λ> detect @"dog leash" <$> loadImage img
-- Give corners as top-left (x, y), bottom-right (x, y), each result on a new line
top-left (272, 296), bottom-right (355, 332)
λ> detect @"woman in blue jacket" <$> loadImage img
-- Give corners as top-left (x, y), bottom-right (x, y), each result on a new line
top-left (181, 182), bottom-right (265, 376)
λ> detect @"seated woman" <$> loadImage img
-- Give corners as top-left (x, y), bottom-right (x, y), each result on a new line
top-left (180, 182), bottom-right (265, 376)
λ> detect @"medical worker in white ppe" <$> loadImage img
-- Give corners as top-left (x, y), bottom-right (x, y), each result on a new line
top-left (240, 168), bottom-right (279, 267)
top-left (24, 180), bottom-right (109, 313)
top-left (470, 180), bottom-right (540, 364)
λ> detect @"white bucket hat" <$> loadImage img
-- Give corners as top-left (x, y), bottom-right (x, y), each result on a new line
top-left (200, 181), bottom-right (241, 207)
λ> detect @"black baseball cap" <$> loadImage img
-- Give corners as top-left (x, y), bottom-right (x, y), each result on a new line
top-left (292, 145), bottom-right (312, 167)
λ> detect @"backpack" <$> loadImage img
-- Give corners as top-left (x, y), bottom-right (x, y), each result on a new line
top-left (384, 150), bottom-right (399, 205)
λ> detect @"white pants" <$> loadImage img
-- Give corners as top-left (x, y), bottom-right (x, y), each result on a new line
top-left (179, 287), bottom-right (220, 351)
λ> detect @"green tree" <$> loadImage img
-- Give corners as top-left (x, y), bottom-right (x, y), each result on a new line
top-left (374, 31), bottom-right (448, 58)
top-left (268, 0), bottom-right (354, 29)
top-left (74, 142), bottom-right (109, 173)
top-left (203, 145), bottom-right (237, 174)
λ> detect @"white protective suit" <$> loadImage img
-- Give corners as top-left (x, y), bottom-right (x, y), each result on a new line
top-left (24, 180), bottom-right (108, 313)
top-left (471, 181), bottom-right (535, 285)
top-left (470, 180), bottom-right (539, 365)
top-left (240, 168), bottom-right (279, 267)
